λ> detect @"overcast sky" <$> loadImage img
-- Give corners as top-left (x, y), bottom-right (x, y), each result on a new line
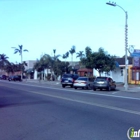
top-left (0, 0), bottom-right (139, 63)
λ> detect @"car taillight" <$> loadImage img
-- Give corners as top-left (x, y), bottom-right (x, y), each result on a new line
top-left (81, 82), bottom-right (87, 84)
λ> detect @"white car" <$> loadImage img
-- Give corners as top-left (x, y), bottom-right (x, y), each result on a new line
top-left (73, 77), bottom-right (95, 89)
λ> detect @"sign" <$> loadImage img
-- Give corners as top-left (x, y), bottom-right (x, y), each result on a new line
top-left (131, 49), bottom-right (140, 57)
top-left (133, 57), bottom-right (140, 67)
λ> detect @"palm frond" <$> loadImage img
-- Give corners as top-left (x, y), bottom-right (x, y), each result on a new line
top-left (19, 45), bottom-right (23, 50)
top-left (23, 49), bottom-right (28, 52)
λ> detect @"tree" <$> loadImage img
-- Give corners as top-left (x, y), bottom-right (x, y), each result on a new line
top-left (81, 47), bottom-right (116, 76)
top-left (69, 45), bottom-right (76, 67)
top-left (12, 45), bottom-right (28, 80)
top-left (62, 52), bottom-right (69, 73)
top-left (65, 51), bottom-right (69, 59)
top-left (0, 54), bottom-right (9, 72)
top-left (80, 47), bottom-right (93, 69)
top-left (52, 49), bottom-right (61, 61)
top-left (76, 51), bottom-right (85, 59)
top-left (53, 49), bottom-right (56, 57)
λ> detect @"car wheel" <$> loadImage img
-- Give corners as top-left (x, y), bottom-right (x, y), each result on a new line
top-left (70, 85), bottom-right (73, 88)
top-left (113, 85), bottom-right (116, 90)
top-left (86, 85), bottom-right (90, 90)
top-left (93, 88), bottom-right (96, 91)
top-left (74, 87), bottom-right (77, 89)
top-left (62, 85), bottom-right (65, 88)
top-left (107, 86), bottom-right (111, 91)
top-left (100, 88), bottom-right (102, 91)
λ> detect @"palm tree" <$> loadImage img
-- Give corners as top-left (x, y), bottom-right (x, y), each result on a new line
top-left (62, 54), bottom-right (66, 62)
top-left (52, 49), bottom-right (61, 61)
top-left (69, 46), bottom-right (76, 67)
top-left (0, 54), bottom-right (9, 74)
top-left (53, 49), bottom-right (56, 57)
top-left (65, 51), bottom-right (69, 60)
top-left (76, 51), bottom-right (85, 59)
top-left (12, 45), bottom-right (28, 80)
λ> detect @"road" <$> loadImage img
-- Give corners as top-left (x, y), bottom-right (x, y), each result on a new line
top-left (0, 80), bottom-right (140, 140)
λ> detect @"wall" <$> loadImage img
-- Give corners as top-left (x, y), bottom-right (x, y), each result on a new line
top-left (93, 68), bottom-right (124, 83)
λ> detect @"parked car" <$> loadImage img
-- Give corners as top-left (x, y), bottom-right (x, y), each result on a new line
top-left (73, 77), bottom-right (95, 89)
top-left (0, 75), bottom-right (7, 80)
top-left (8, 75), bottom-right (22, 81)
top-left (93, 76), bottom-right (116, 91)
top-left (61, 74), bottom-right (79, 88)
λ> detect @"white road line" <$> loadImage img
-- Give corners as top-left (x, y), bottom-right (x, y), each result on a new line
top-left (29, 90), bottom-right (140, 116)
top-left (1, 83), bottom-right (140, 115)
top-left (112, 91), bottom-right (119, 94)
top-left (1, 80), bottom-right (140, 101)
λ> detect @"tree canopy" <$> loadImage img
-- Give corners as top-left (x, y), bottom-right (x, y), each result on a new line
top-left (81, 47), bottom-right (116, 76)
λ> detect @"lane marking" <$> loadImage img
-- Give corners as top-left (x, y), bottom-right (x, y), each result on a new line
top-left (112, 91), bottom-right (119, 94)
top-left (1, 84), bottom-right (140, 116)
top-left (29, 90), bottom-right (140, 116)
top-left (1, 80), bottom-right (140, 101)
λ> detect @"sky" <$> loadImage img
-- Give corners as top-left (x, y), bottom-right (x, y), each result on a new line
top-left (0, 0), bottom-right (140, 63)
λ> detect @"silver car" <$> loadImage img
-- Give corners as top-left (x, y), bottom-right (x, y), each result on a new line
top-left (73, 77), bottom-right (95, 89)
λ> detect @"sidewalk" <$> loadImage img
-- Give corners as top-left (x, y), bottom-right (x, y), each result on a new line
top-left (23, 79), bottom-right (140, 93)
top-left (23, 79), bottom-right (61, 85)
top-left (116, 83), bottom-right (140, 93)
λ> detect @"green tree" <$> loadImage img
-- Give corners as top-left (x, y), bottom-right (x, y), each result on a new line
top-left (69, 45), bottom-right (76, 67)
top-left (76, 51), bottom-right (85, 59)
top-left (0, 54), bottom-right (9, 73)
top-left (81, 47), bottom-right (116, 76)
top-left (12, 45), bottom-right (28, 80)
top-left (62, 52), bottom-right (69, 73)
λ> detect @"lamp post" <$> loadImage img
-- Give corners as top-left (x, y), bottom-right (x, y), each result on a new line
top-left (106, 1), bottom-right (128, 91)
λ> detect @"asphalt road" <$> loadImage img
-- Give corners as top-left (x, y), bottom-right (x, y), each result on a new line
top-left (0, 80), bottom-right (140, 140)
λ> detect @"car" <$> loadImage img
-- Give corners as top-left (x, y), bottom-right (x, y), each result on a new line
top-left (61, 74), bottom-right (79, 88)
top-left (0, 75), bottom-right (7, 80)
top-left (73, 77), bottom-right (95, 89)
top-left (8, 75), bottom-right (22, 81)
top-left (93, 76), bottom-right (116, 91)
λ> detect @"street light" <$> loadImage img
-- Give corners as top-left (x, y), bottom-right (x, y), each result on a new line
top-left (106, 1), bottom-right (128, 91)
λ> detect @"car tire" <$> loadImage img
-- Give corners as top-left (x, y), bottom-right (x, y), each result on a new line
top-left (86, 85), bottom-right (90, 90)
top-left (100, 88), bottom-right (102, 91)
top-left (107, 86), bottom-right (111, 91)
top-left (62, 85), bottom-right (65, 88)
top-left (75, 87), bottom-right (77, 89)
top-left (93, 88), bottom-right (96, 91)
top-left (70, 85), bottom-right (73, 88)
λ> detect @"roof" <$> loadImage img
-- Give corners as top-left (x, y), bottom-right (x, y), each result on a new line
top-left (115, 57), bottom-right (133, 65)
top-left (78, 68), bottom-right (93, 72)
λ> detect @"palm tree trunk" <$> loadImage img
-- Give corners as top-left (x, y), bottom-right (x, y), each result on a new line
top-left (21, 52), bottom-right (23, 80)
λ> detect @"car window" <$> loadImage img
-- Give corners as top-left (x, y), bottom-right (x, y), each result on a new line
top-left (77, 77), bottom-right (87, 81)
top-left (95, 77), bottom-right (107, 81)
top-left (62, 74), bottom-right (72, 78)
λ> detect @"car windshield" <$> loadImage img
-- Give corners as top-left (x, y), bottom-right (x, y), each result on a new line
top-left (95, 77), bottom-right (107, 81)
top-left (62, 74), bottom-right (72, 78)
top-left (77, 77), bottom-right (87, 81)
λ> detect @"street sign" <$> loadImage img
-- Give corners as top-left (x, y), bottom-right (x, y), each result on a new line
top-left (131, 49), bottom-right (140, 57)
top-left (133, 57), bottom-right (140, 67)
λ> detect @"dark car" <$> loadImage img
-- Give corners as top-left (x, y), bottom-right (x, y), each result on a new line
top-left (8, 75), bottom-right (22, 81)
top-left (93, 76), bottom-right (116, 91)
top-left (0, 75), bottom-right (7, 80)
top-left (61, 74), bottom-right (79, 88)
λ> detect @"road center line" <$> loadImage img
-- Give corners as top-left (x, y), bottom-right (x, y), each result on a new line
top-left (1, 81), bottom-right (140, 101)
top-left (29, 90), bottom-right (140, 116)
